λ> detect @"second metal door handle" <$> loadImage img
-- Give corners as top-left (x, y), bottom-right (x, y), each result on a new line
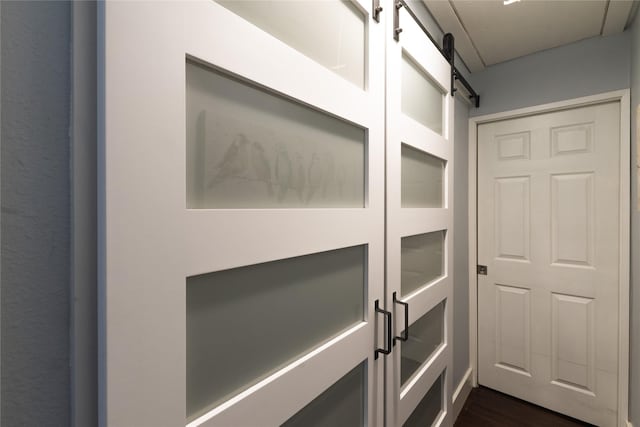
top-left (393, 292), bottom-right (409, 345)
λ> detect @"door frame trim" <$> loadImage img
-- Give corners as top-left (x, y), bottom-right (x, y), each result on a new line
top-left (467, 89), bottom-right (631, 427)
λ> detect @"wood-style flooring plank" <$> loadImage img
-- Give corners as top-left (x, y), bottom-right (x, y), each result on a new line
top-left (454, 387), bottom-right (594, 427)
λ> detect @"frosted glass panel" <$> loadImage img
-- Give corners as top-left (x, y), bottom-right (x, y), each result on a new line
top-left (401, 53), bottom-right (444, 134)
top-left (186, 246), bottom-right (365, 419)
top-left (282, 361), bottom-right (366, 427)
top-left (216, 0), bottom-right (365, 87)
top-left (186, 61), bottom-right (365, 208)
top-left (401, 144), bottom-right (445, 208)
top-left (401, 301), bottom-right (445, 386)
top-left (403, 373), bottom-right (443, 427)
top-left (401, 231), bottom-right (445, 296)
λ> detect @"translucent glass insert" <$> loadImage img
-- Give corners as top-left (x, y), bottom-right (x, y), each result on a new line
top-left (401, 231), bottom-right (445, 296)
top-left (401, 301), bottom-right (445, 386)
top-left (186, 245), bottom-right (365, 420)
top-left (282, 361), bottom-right (366, 427)
top-left (401, 144), bottom-right (445, 208)
top-left (216, 0), bottom-right (365, 87)
top-left (186, 61), bottom-right (366, 208)
top-left (401, 53), bottom-right (444, 134)
top-left (403, 373), bottom-right (444, 427)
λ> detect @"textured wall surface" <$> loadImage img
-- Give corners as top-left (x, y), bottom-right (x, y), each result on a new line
top-left (1, 2), bottom-right (71, 425)
top-left (71, 2), bottom-right (98, 426)
top-left (630, 11), bottom-right (640, 426)
top-left (469, 31), bottom-right (631, 117)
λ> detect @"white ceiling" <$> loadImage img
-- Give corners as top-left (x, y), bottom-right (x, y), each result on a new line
top-left (423, 0), bottom-right (636, 72)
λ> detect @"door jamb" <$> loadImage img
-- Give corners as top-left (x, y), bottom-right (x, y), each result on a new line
top-left (467, 89), bottom-right (631, 427)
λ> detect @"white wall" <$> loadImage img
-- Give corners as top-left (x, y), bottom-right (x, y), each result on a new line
top-left (469, 31), bottom-right (631, 117)
top-left (629, 10), bottom-right (640, 426)
top-left (1, 1), bottom-right (71, 425)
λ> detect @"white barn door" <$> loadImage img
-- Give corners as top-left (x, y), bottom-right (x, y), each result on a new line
top-left (99, 1), bottom-right (385, 425)
top-left (386, 4), bottom-right (455, 426)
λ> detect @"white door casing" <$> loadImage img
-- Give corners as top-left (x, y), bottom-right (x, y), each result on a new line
top-left (99, 1), bottom-right (385, 426)
top-left (386, 3), bottom-right (454, 426)
top-left (477, 101), bottom-right (624, 426)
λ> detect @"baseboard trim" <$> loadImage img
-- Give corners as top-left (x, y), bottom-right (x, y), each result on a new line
top-left (452, 368), bottom-right (473, 422)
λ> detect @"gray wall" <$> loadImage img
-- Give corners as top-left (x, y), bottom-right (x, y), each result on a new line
top-left (469, 31), bottom-right (631, 117)
top-left (1, 2), bottom-right (71, 425)
top-left (410, 0), bottom-right (472, 389)
top-left (630, 10), bottom-right (640, 426)
top-left (71, 2), bottom-right (98, 426)
top-left (453, 96), bottom-right (470, 388)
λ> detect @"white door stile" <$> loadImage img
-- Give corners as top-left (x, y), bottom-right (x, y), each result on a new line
top-left (100, 1), bottom-right (385, 426)
top-left (617, 91), bottom-right (630, 427)
top-left (386, 4), bottom-right (454, 426)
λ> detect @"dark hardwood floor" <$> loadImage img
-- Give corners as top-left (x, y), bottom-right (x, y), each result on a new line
top-left (454, 387), bottom-right (594, 427)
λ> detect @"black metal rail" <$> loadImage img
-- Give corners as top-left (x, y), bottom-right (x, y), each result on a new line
top-left (394, 0), bottom-right (480, 108)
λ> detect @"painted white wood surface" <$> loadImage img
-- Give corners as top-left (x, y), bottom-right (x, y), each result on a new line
top-left (477, 102), bottom-right (621, 426)
top-left (386, 5), bottom-right (454, 426)
top-left (99, 1), bottom-right (385, 425)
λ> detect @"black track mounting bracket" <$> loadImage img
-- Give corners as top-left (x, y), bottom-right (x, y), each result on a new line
top-left (373, 0), bottom-right (383, 23)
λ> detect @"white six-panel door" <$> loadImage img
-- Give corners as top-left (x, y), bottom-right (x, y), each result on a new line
top-left (99, 1), bottom-right (386, 425)
top-left (386, 4), bottom-right (454, 426)
top-left (477, 102), bottom-right (621, 426)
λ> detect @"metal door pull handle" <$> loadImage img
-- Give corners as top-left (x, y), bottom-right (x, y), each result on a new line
top-left (393, 292), bottom-right (409, 345)
top-left (375, 299), bottom-right (392, 359)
